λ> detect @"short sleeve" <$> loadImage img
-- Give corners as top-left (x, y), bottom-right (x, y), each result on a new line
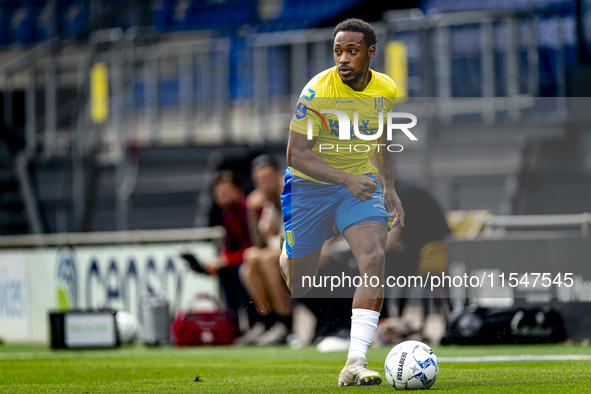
top-left (289, 87), bottom-right (321, 137)
top-left (387, 82), bottom-right (398, 112)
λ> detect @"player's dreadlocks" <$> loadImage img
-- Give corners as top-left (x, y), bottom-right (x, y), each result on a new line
top-left (333, 18), bottom-right (377, 48)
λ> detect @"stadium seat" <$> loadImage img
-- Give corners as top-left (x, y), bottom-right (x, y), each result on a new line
top-left (416, 240), bottom-right (451, 330)
top-left (152, 0), bottom-right (176, 32)
top-left (422, 0), bottom-right (574, 14)
top-left (60, 0), bottom-right (86, 34)
top-left (36, 3), bottom-right (51, 41)
top-left (417, 240), bottom-right (447, 277)
top-left (159, 79), bottom-right (180, 107)
top-left (445, 210), bottom-right (492, 239)
top-left (12, 5), bottom-right (36, 44)
top-left (0, 2), bottom-right (16, 45)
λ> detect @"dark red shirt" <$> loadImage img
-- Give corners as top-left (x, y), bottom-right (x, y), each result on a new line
top-left (222, 199), bottom-right (251, 266)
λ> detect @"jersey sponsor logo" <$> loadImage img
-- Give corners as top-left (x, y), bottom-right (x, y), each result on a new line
top-left (295, 102), bottom-right (308, 120)
top-left (301, 88), bottom-right (316, 102)
top-left (328, 119), bottom-right (379, 138)
top-left (286, 231), bottom-right (295, 247)
top-left (336, 100), bottom-right (354, 104)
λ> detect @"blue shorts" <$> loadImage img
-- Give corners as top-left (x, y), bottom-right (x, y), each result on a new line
top-left (281, 167), bottom-right (394, 259)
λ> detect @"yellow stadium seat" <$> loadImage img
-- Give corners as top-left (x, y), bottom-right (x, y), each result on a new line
top-left (417, 240), bottom-right (447, 277)
top-left (416, 240), bottom-right (451, 328)
top-left (445, 210), bottom-right (492, 239)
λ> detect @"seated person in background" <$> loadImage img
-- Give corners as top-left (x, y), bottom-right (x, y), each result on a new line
top-left (235, 155), bottom-right (292, 345)
top-left (383, 180), bottom-right (450, 318)
top-left (182, 170), bottom-right (253, 327)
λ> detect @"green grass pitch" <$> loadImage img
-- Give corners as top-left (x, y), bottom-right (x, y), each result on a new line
top-left (1, 343), bottom-right (591, 393)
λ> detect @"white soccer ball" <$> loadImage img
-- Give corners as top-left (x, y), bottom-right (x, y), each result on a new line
top-left (116, 311), bottom-right (138, 344)
top-left (384, 340), bottom-right (438, 390)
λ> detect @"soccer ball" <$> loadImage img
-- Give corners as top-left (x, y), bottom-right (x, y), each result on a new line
top-left (116, 311), bottom-right (138, 344)
top-left (384, 340), bottom-right (438, 390)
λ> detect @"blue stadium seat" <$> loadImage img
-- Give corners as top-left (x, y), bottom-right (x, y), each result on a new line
top-left (13, 0), bottom-right (49, 44)
top-left (35, 3), bottom-right (52, 41)
top-left (134, 82), bottom-right (145, 109)
top-left (13, 6), bottom-right (36, 43)
top-left (0, 3), bottom-right (16, 45)
top-left (179, 0), bottom-right (255, 30)
top-left (159, 79), bottom-right (180, 107)
top-left (152, 0), bottom-right (176, 32)
top-left (421, 0), bottom-right (574, 14)
top-left (133, 78), bottom-right (182, 108)
top-left (60, 0), bottom-right (87, 34)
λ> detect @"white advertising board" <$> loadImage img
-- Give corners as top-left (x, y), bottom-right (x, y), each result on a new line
top-left (0, 250), bottom-right (29, 341)
top-left (1, 243), bottom-right (219, 342)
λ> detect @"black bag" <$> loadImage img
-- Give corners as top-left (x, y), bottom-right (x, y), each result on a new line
top-left (441, 306), bottom-right (566, 345)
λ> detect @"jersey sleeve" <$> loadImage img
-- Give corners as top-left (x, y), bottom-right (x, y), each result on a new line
top-left (389, 80), bottom-right (398, 111)
top-left (289, 86), bottom-right (322, 137)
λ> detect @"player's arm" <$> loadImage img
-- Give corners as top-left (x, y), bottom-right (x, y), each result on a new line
top-left (287, 129), bottom-right (377, 202)
top-left (373, 131), bottom-right (405, 227)
top-left (246, 191), bottom-right (266, 248)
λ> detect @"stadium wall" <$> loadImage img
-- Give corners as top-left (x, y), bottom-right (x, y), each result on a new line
top-left (0, 241), bottom-right (219, 343)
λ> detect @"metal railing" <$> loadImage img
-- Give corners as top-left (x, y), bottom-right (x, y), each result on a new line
top-left (0, 10), bottom-right (566, 157)
top-left (4, 31), bottom-right (232, 157)
top-left (250, 9), bottom-right (570, 135)
top-left (0, 8), bottom-right (578, 234)
top-left (1, 30), bottom-right (232, 233)
top-left (0, 225), bottom-right (225, 248)
top-left (3, 8), bottom-right (573, 157)
top-left (484, 213), bottom-right (591, 236)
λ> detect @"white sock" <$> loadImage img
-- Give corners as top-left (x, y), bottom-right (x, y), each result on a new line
top-left (347, 308), bottom-right (380, 360)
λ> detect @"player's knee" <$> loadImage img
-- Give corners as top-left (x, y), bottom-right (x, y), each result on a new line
top-left (243, 246), bottom-right (260, 263)
top-left (238, 262), bottom-right (251, 281)
top-left (261, 249), bottom-right (280, 268)
top-left (279, 253), bottom-right (289, 279)
top-left (358, 250), bottom-right (385, 274)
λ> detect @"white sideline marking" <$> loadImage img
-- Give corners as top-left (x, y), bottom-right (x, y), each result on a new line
top-left (439, 355), bottom-right (591, 363)
top-left (1, 353), bottom-right (591, 362)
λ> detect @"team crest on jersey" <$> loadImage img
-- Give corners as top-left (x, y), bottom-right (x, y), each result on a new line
top-left (295, 102), bottom-right (308, 119)
top-left (301, 88), bottom-right (316, 102)
top-left (374, 97), bottom-right (384, 112)
top-left (286, 231), bottom-right (295, 247)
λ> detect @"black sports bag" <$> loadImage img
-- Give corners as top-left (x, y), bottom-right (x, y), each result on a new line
top-left (441, 306), bottom-right (566, 345)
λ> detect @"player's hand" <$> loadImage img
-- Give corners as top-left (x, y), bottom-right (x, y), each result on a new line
top-left (383, 188), bottom-right (405, 227)
top-left (203, 261), bottom-right (220, 275)
top-left (343, 174), bottom-right (378, 202)
top-left (203, 256), bottom-right (227, 276)
top-left (258, 213), bottom-right (277, 238)
top-left (246, 190), bottom-right (266, 211)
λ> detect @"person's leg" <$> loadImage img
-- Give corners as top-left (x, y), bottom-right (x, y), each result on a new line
top-left (218, 264), bottom-right (253, 333)
top-left (338, 220), bottom-right (388, 386)
top-left (254, 248), bottom-right (294, 345)
top-left (217, 266), bottom-right (240, 313)
top-left (346, 221), bottom-right (388, 312)
top-left (258, 248), bottom-right (291, 316)
top-left (280, 246), bottom-right (323, 297)
top-left (235, 247), bottom-right (275, 345)
top-left (239, 247), bottom-right (272, 315)
top-left (280, 169), bottom-right (338, 297)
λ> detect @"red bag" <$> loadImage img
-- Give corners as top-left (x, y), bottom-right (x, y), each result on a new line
top-left (171, 294), bottom-right (239, 346)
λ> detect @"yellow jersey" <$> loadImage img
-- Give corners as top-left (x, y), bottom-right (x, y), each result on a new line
top-left (289, 66), bottom-right (397, 184)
